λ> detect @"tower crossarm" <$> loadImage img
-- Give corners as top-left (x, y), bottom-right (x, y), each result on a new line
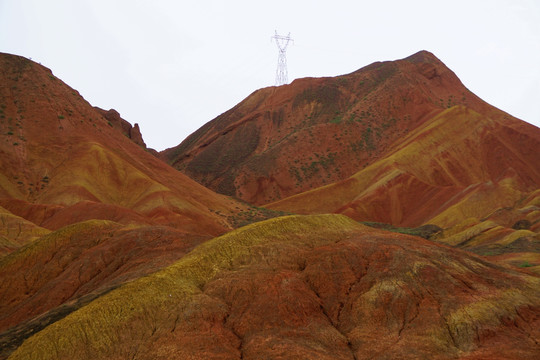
top-left (272, 31), bottom-right (292, 51)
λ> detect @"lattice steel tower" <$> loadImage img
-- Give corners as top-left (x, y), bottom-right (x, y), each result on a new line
top-left (272, 31), bottom-right (293, 86)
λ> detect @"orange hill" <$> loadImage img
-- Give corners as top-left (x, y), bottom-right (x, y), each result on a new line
top-left (162, 50), bottom-right (540, 275)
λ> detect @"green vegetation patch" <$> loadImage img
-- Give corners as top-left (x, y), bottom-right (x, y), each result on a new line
top-left (226, 205), bottom-right (291, 228)
top-left (288, 152), bottom-right (336, 185)
top-left (362, 222), bottom-right (442, 239)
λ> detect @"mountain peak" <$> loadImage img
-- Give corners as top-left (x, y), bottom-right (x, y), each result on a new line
top-left (402, 49), bottom-right (442, 64)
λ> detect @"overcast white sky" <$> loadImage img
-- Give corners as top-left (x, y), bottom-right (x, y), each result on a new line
top-left (1, 0), bottom-right (539, 151)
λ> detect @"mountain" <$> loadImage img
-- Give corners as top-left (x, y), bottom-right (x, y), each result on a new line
top-left (161, 51), bottom-right (522, 206)
top-left (1, 51), bottom-right (540, 359)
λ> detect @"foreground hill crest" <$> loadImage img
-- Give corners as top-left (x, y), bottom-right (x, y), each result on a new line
top-left (8, 214), bottom-right (540, 359)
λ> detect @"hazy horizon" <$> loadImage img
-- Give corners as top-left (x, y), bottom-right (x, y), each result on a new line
top-left (1, 0), bottom-right (539, 151)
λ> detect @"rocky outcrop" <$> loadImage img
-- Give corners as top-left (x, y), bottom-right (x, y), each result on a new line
top-left (94, 107), bottom-right (147, 149)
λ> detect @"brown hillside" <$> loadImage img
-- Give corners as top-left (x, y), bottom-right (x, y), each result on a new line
top-left (162, 50), bottom-right (517, 205)
top-left (0, 220), bottom-right (208, 334)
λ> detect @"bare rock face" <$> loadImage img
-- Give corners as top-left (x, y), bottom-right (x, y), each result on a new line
top-left (129, 123), bottom-right (146, 148)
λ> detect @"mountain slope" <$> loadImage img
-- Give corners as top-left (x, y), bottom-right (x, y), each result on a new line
top-left (0, 220), bottom-right (207, 335)
top-left (0, 52), bottom-right (247, 241)
top-left (267, 105), bottom-right (540, 227)
top-left (7, 214), bottom-right (540, 360)
top-left (162, 50), bottom-right (518, 205)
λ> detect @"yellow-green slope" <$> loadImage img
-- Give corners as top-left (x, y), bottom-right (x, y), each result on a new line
top-left (8, 214), bottom-right (540, 360)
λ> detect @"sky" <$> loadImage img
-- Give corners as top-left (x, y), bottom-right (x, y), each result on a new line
top-left (1, 0), bottom-right (539, 151)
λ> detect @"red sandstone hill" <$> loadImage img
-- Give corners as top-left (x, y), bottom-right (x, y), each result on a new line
top-left (267, 104), bottom-right (540, 227)
top-left (266, 103), bottom-right (540, 275)
top-left (161, 50), bottom-right (523, 206)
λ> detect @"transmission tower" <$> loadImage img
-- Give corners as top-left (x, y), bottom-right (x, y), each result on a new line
top-left (272, 31), bottom-right (293, 86)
